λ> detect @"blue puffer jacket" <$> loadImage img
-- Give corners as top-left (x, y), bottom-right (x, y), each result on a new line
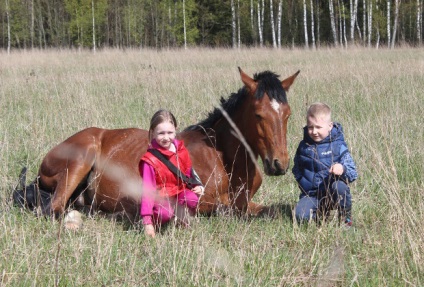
top-left (293, 123), bottom-right (349, 196)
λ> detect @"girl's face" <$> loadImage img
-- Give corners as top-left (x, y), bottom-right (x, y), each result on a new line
top-left (152, 121), bottom-right (176, 150)
top-left (306, 115), bottom-right (333, 142)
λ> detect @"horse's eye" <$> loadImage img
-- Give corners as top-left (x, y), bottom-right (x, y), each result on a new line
top-left (255, 114), bottom-right (262, 120)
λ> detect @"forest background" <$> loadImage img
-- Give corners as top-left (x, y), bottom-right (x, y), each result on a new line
top-left (1, 0), bottom-right (423, 51)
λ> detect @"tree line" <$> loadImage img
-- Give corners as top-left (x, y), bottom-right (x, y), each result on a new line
top-left (1, 0), bottom-right (423, 52)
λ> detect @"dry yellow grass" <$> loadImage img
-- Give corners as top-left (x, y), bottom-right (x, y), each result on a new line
top-left (0, 47), bottom-right (423, 286)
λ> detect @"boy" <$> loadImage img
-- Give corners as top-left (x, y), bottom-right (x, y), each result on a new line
top-left (292, 102), bottom-right (358, 227)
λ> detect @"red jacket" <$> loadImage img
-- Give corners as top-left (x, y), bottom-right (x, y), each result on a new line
top-left (140, 140), bottom-right (192, 197)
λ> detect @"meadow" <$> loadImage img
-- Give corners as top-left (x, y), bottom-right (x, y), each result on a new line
top-left (0, 47), bottom-right (423, 286)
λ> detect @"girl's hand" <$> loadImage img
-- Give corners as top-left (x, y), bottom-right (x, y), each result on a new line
top-left (329, 163), bottom-right (344, 176)
top-left (191, 185), bottom-right (205, 195)
top-left (144, 224), bottom-right (156, 238)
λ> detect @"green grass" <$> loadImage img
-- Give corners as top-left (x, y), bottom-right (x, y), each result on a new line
top-left (0, 47), bottom-right (423, 286)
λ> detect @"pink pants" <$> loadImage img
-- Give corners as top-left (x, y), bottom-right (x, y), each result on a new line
top-left (143, 190), bottom-right (199, 225)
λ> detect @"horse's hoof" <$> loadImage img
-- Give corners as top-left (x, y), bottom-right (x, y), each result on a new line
top-left (64, 210), bottom-right (83, 231)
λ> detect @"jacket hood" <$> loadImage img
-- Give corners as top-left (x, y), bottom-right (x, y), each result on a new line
top-left (303, 122), bottom-right (345, 144)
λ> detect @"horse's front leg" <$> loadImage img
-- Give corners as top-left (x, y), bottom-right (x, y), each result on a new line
top-left (198, 188), bottom-right (232, 215)
top-left (246, 201), bottom-right (266, 215)
top-left (232, 174), bottom-right (264, 215)
top-left (232, 191), bottom-right (265, 215)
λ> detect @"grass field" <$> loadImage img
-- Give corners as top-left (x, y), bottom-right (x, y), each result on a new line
top-left (0, 47), bottom-right (423, 286)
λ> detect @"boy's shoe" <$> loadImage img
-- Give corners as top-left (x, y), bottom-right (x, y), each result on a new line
top-left (344, 217), bottom-right (353, 229)
top-left (339, 208), bottom-right (353, 229)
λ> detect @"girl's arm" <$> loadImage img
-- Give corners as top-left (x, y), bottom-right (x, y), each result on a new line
top-left (189, 168), bottom-right (204, 195)
top-left (140, 162), bottom-right (157, 225)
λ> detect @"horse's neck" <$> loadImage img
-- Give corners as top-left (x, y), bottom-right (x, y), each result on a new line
top-left (213, 122), bottom-right (258, 168)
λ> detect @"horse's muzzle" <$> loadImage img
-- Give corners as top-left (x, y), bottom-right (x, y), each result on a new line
top-left (264, 159), bottom-right (288, 176)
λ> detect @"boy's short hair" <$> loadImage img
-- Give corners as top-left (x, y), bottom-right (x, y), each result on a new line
top-left (307, 102), bottom-right (332, 120)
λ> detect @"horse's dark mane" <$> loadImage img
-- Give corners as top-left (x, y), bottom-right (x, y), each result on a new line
top-left (185, 70), bottom-right (287, 132)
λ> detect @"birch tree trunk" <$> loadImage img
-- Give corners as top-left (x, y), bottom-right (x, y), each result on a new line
top-left (174, 2), bottom-right (178, 47)
top-left (342, 4), bottom-right (347, 47)
top-left (277, 0), bottom-right (282, 48)
top-left (270, 0), bottom-right (277, 48)
top-left (376, 1), bottom-right (380, 48)
top-left (6, 0), bottom-right (11, 53)
top-left (92, 0), bottom-right (96, 52)
top-left (30, 0), bottom-right (34, 48)
top-left (310, 0), bottom-right (316, 49)
top-left (351, 0), bottom-right (358, 42)
top-left (338, 0), bottom-right (343, 46)
top-left (329, 0), bottom-right (338, 46)
top-left (316, 0), bottom-right (320, 46)
top-left (238, 0), bottom-right (241, 48)
top-left (368, 0), bottom-right (373, 47)
top-left (356, 16), bottom-right (362, 41)
top-left (342, 1), bottom-right (347, 46)
top-left (168, 4), bottom-right (171, 47)
top-left (231, 0), bottom-right (236, 48)
top-left (387, 1), bottom-right (391, 48)
top-left (250, 0), bottom-right (255, 44)
top-left (350, 0), bottom-right (354, 40)
top-left (363, 0), bottom-right (367, 45)
top-left (183, 0), bottom-right (187, 49)
top-left (418, 0), bottom-right (422, 46)
top-left (303, 0), bottom-right (309, 48)
top-left (38, 4), bottom-right (46, 48)
top-left (261, 0), bottom-right (265, 45)
top-left (258, 0), bottom-right (264, 47)
top-left (390, 0), bottom-right (400, 49)
top-left (250, 0), bottom-right (254, 31)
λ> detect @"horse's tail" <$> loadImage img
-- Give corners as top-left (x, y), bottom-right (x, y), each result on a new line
top-left (12, 167), bottom-right (51, 212)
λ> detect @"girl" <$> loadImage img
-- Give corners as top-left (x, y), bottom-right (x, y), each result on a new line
top-left (139, 110), bottom-right (204, 238)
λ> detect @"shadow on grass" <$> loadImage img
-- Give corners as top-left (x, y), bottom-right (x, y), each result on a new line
top-left (259, 203), bottom-right (294, 220)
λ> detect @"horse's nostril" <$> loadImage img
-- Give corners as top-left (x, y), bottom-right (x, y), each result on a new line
top-left (273, 159), bottom-right (289, 175)
top-left (274, 159), bottom-right (281, 170)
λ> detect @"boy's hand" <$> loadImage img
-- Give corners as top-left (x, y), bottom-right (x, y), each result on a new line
top-left (144, 224), bottom-right (156, 238)
top-left (191, 185), bottom-right (205, 195)
top-left (329, 163), bottom-right (344, 176)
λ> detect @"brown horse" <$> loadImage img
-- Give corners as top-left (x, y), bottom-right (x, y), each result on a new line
top-left (14, 68), bottom-right (299, 221)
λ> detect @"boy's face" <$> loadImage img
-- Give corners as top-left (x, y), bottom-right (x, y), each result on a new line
top-left (306, 115), bottom-right (333, 142)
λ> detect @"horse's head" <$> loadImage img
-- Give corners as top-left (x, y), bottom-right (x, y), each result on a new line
top-left (239, 67), bottom-right (300, 176)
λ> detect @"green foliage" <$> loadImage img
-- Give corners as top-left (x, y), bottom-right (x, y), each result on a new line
top-left (0, 0), bottom-right (423, 49)
top-left (197, 0), bottom-right (232, 46)
top-left (122, 0), bottom-right (145, 47)
top-left (170, 0), bottom-right (200, 46)
top-left (64, 0), bottom-right (108, 48)
top-left (7, 0), bottom-right (30, 48)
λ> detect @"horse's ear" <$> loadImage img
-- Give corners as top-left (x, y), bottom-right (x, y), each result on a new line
top-left (238, 67), bottom-right (257, 93)
top-left (281, 70), bottom-right (300, 92)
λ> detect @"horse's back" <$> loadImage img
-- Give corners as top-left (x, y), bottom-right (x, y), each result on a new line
top-left (39, 127), bottom-right (148, 181)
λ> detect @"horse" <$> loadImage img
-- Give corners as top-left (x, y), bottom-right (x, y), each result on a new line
top-left (13, 67), bottom-right (300, 222)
